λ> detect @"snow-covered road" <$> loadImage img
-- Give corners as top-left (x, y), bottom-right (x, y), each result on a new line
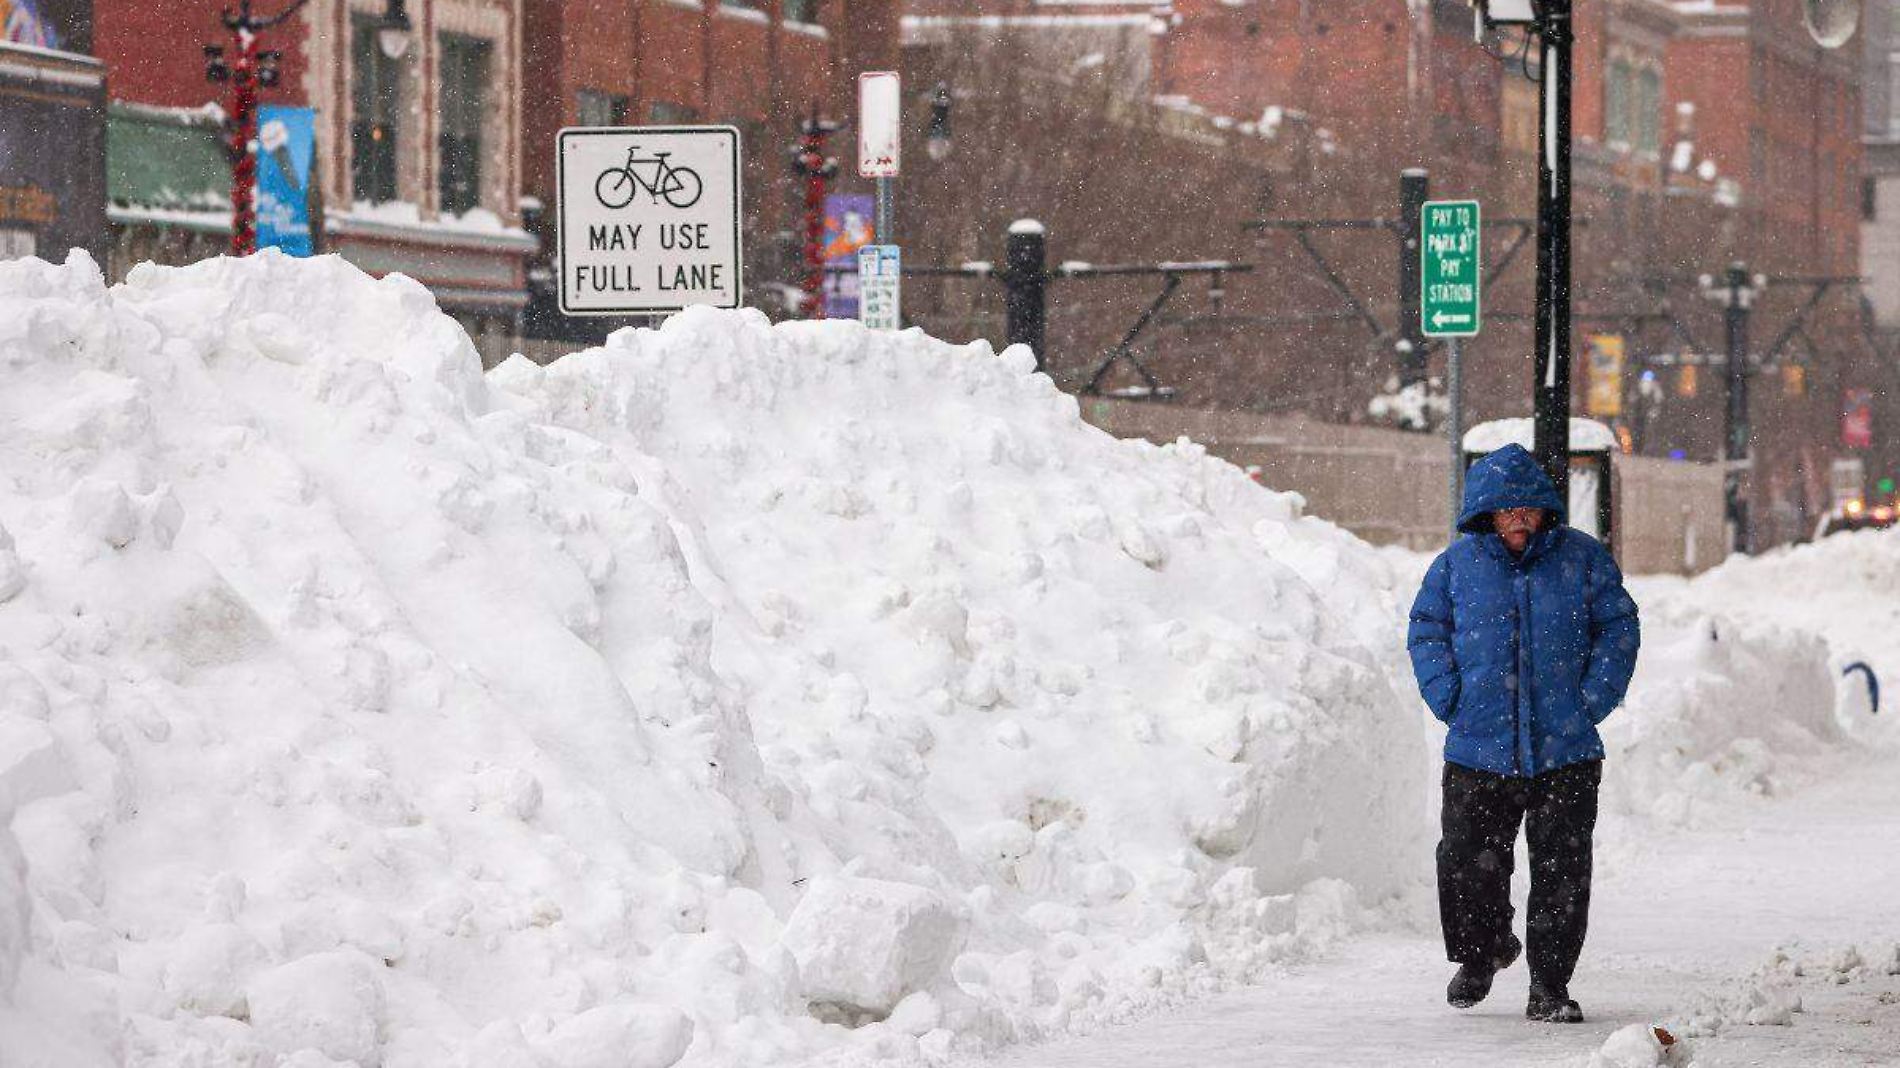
top-left (997, 741), bottom-right (1900, 1067)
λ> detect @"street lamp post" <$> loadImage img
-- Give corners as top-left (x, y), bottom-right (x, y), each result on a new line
top-left (206, 0), bottom-right (410, 256)
top-left (1702, 263), bottom-right (1764, 553)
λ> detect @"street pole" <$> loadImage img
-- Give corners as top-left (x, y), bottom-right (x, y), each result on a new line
top-left (1531, 0), bottom-right (1574, 503)
top-left (1722, 262), bottom-right (1753, 553)
top-left (876, 177), bottom-right (894, 245)
top-left (1399, 169), bottom-right (1429, 387)
top-left (790, 106), bottom-right (837, 319)
top-left (1449, 336), bottom-right (1465, 541)
top-left (224, 28), bottom-right (261, 256)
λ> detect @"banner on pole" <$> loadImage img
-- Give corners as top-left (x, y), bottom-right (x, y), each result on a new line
top-left (1585, 334), bottom-right (1625, 417)
top-left (823, 193), bottom-right (874, 319)
top-left (256, 106), bottom-right (316, 257)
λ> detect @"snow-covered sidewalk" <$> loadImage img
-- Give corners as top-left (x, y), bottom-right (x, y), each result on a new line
top-left (995, 685), bottom-right (1900, 1067)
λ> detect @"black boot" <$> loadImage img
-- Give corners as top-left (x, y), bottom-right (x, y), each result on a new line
top-left (1526, 986), bottom-right (1585, 1023)
top-left (1447, 934), bottom-right (1521, 1008)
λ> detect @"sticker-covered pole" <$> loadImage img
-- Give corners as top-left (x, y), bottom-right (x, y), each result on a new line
top-left (858, 71), bottom-right (901, 244)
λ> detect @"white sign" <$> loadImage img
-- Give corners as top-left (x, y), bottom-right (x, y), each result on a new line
top-left (858, 244), bottom-right (900, 329)
top-left (1482, 0), bottom-right (1536, 22)
top-left (858, 72), bottom-right (901, 178)
top-left (557, 125), bottom-right (743, 315)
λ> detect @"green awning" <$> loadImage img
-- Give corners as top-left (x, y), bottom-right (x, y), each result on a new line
top-left (106, 103), bottom-right (227, 211)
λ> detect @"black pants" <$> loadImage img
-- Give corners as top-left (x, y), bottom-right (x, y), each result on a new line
top-left (1437, 759), bottom-right (1601, 994)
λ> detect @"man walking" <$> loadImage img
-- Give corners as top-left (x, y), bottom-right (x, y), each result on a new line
top-left (1407, 443), bottom-right (1640, 1023)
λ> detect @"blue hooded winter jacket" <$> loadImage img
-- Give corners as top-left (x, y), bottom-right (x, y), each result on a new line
top-left (1407, 444), bottom-right (1641, 777)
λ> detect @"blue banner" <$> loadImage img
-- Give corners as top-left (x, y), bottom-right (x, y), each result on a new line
top-left (256, 105), bottom-right (315, 256)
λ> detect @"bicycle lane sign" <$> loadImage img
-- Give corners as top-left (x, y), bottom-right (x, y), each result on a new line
top-left (557, 125), bottom-right (743, 315)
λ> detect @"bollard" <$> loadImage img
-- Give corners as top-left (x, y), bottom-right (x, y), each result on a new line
top-left (1003, 219), bottom-right (1048, 371)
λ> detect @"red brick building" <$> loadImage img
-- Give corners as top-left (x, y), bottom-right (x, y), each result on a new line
top-left (93, 0), bottom-right (536, 359)
top-left (519, 0), bottom-right (901, 338)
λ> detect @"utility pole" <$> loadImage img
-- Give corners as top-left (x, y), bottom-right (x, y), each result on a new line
top-left (1531, 0), bottom-right (1574, 503)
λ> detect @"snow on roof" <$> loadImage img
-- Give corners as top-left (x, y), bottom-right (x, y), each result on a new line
top-left (1463, 416), bottom-right (1618, 454)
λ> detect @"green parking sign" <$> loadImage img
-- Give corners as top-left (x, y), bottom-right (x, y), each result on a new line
top-left (1422, 199), bottom-right (1481, 338)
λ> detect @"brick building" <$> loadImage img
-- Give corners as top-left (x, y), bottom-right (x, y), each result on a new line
top-left (893, 0), bottom-right (1867, 547)
top-left (93, 0), bottom-right (536, 358)
top-left (518, 0), bottom-right (901, 340)
top-left (1859, 0), bottom-right (1900, 505)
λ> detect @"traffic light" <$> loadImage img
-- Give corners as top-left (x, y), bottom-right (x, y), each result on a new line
top-left (1879, 476), bottom-right (1896, 495)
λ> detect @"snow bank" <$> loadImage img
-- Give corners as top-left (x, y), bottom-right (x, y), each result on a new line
top-left (1599, 596), bottom-right (1843, 825)
top-left (1638, 529), bottom-right (1900, 744)
top-left (0, 251), bottom-right (1428, 1066)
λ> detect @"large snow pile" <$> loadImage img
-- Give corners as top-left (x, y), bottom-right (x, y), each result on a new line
top-left (0, 252), bottom-right (1428, 1067)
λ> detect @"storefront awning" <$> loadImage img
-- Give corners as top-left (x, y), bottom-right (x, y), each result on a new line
top-left (106, 102), bottom-right (227, 214)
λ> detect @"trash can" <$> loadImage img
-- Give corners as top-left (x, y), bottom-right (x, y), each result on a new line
top-left (1462, 418), bottom-right (1617, 553)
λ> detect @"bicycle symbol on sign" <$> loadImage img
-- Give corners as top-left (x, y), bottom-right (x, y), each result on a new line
top-left (594, 146), bottom-right (704, 210)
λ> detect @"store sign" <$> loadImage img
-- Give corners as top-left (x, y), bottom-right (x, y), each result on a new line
top-left (556, 125), bottom-right (743, 315)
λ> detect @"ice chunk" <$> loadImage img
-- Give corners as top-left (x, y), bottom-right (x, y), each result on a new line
top-left (780, 875), bottom-right (964, 1015)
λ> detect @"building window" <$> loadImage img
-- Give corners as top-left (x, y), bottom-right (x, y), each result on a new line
top-left (350, 15), bottom-right (400, 203)
top-left (1864, 176), bottom-right (1878, 221)
top-left (577, 89), bottom-right (629, 127)
top-left (650, 101), bottom-right (699, 123)
top-left (784, 0), bottom-right (820, 24)
top-left (1889, 63), bottom-right (1900, 136)
top-left (1635, 67), bottom-right (1660, 153)
top-left (1604, 58), bottom-right (1631, 146)
top-left (439, 33), bottom-right (492, 216)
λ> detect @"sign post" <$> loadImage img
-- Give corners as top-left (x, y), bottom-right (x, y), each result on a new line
top-left (556, 125), bottom-right (743, 316)
top-left (858, 71), bottom-right (901, 243)
top-left (1422, 198), bottom-right (1482, 540)
top-left (857, 72), bottom-right (903, 329)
